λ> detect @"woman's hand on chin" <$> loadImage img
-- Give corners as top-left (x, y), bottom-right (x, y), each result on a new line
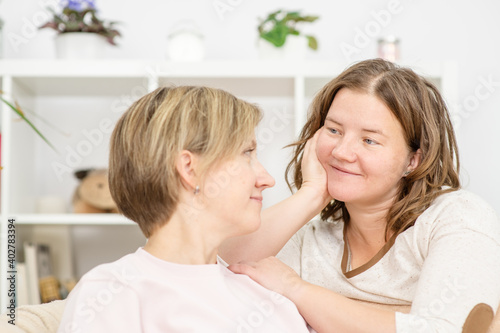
top-left (228, 257), bottom-right (305, 300)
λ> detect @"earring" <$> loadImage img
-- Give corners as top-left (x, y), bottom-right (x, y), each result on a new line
top-left (194, 186), bottom-right (200, 195)
top-left (403, 171), bottom-right (411, 177)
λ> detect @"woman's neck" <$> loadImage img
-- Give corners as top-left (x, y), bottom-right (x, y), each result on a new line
top-left (143, 207), bottom-right (223, 265)
top-left (345, 199), bottom-right (393, 248)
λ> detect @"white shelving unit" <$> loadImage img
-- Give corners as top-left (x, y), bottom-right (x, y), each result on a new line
top-left (0, 59), bottom-right (458, 309)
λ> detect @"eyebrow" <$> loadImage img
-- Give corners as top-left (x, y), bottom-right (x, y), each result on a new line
top-left (324, 116), bottom-right (387, 137)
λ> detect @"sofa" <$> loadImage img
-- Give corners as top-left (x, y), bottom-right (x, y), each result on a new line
top-left (1, 299), bottom-right (499, 332)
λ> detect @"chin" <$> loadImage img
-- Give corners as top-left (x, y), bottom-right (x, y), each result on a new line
top-left (248, 219), bottom-right (261, 233)
top-left (328, 187), bottom-right (356, 203)
top-left (236, 219), bottom-right (261, 237)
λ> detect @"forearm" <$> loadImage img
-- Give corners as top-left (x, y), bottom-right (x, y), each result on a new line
top-left (289, 282), bottom-right (396, 333)
top-left (219, 186), bottom-right (329, 263)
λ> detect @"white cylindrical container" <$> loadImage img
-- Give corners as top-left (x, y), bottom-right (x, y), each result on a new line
top-left (55, 33), bottom-right (108, 59)
top-left (378, 36), bottom-right (400, 62)
top-left (36, 196), bottom-right (67, 214)
top-left (167, 21), bottom-right (205, 62)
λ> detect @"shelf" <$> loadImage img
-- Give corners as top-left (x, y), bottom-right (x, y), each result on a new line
top-left (12, 77), bottom-right (148, 97)
top-left (0, 59), bottom-right (328, 77)
top-left (12, 214), bottom-right (134, 225)
top-left (0, 59), bottom-right (454, 78)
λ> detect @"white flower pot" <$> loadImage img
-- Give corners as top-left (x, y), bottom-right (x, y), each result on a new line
top-left (55, 33), bottom-right (108, 59)
top-left (258, 35), bottom-right (307, 61)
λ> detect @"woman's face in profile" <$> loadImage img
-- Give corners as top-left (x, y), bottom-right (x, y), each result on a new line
top-left (200, 134), bottom-right (275, 237)
top-left (315, 88), bottom-right (415, 207)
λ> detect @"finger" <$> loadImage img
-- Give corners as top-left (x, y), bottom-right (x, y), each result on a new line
top-left (227, 263), bottom-right (255, 275)
top-left (309, 128), bottom-right (321, 152)
top-left (303, 129), bottom-right (321, 158)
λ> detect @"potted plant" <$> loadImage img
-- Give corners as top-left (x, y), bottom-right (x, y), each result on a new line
top-left (257, 9), bottom-right (319, 60)
top-left (39, 0), bottom-right (121, 59)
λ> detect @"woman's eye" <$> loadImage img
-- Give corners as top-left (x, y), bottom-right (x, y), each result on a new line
top-left (328, 128), bottom-right (339, 134)
top-left (244, 148), bottom-right (256, 155)
top-left (364, 138), bottom-right (377, 145)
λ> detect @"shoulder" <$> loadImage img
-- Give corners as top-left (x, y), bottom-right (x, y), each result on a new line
top-left (60, 251), bottom-right (143, 332)
top-left (431, 189), bottom-right (495, 211)
top-left (417, 189), bottom-right (500, 241)
top-left (277, 218), bottom-right (343, 270)
top-left (296, 218), bottom-right (343, 243)
top-left (426, 189), bottom-right (498, 223)
top-left (77, 250), bottom-right (141, 285)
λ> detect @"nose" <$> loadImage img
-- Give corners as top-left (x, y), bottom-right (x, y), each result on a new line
top-left (254, 160), bottom-right (275, 189)
top-left (331, 136), bottom-right (357, 162)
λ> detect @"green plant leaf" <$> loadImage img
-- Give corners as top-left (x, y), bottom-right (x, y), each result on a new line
top-left (258, 9), bottom-right (319, 49)
top-left (306, 35), bottom-right (318, 50)
top-left (0, 95), bottom-right (57, 152)
top-left (64, 21), bottom-right (81, 32)
top-left (301, 15), bottom-right (319, 23)
top-left (284, 12), bottom-right (301, 21)
top-left (261, 23), bottom-right (289, 47)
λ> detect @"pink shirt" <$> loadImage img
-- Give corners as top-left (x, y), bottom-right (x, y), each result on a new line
top-left (58, 248), bottom-right (310, 333)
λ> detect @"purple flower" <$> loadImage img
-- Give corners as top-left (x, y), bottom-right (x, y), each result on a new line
top-left (85, 0), bottom-right (96, 9)
top-left (61, 0), bottom-right (96, 11)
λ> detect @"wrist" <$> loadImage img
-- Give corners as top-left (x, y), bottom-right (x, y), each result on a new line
top-left (297, 183), bottom-right (331, 211)
top-left (283, 278), bottom-right (311, 304)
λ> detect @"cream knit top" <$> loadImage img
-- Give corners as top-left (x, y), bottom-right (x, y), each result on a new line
top-left (277, 189), bottom-right (500, 332)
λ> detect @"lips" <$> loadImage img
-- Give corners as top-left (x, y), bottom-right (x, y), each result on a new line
top-left (331, 165), bottom-right (360, 176)
top-left (250, 196), bottom-right (263, 202)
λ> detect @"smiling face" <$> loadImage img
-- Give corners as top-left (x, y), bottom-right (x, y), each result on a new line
top-left (201, 135), bottom-right (275, 237)
top-left (316, 88), bottom-right (419, 207)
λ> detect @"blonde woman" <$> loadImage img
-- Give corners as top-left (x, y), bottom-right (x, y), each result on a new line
top-left (57, 86), bottom-right (311, 333)
top-left (223, 59), bottom-right (500, 332)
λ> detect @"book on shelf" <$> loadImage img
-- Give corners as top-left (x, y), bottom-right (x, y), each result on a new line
top-left (15, 263), bottom-right (29, 306)
top-left (23, 242), bottom-right (62, 304)
top-left (24, 242), bottom-right (41, 305)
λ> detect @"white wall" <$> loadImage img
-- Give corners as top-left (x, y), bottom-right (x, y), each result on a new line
top-left (1, 0), bottom-right (499, 214)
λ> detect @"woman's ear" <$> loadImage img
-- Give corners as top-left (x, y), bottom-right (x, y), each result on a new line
top-left (408, 148), bottom-right (422, 171)
top-left (176, 150), bottom-right (199, 191)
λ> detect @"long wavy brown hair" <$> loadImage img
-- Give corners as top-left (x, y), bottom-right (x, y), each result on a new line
top-left (286, 59), bottom-right (460, 239)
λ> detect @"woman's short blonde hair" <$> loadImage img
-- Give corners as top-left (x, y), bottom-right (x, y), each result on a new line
top-left (109, 86), bottom-right (262, 237)
top-left (287, 59), bottom-right (460, 238)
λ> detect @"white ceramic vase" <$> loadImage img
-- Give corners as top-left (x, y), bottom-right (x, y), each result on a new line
top-left (55, 33), bottom-right (108, 59)
top-left (258, 34), bottom-right (307, 61)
